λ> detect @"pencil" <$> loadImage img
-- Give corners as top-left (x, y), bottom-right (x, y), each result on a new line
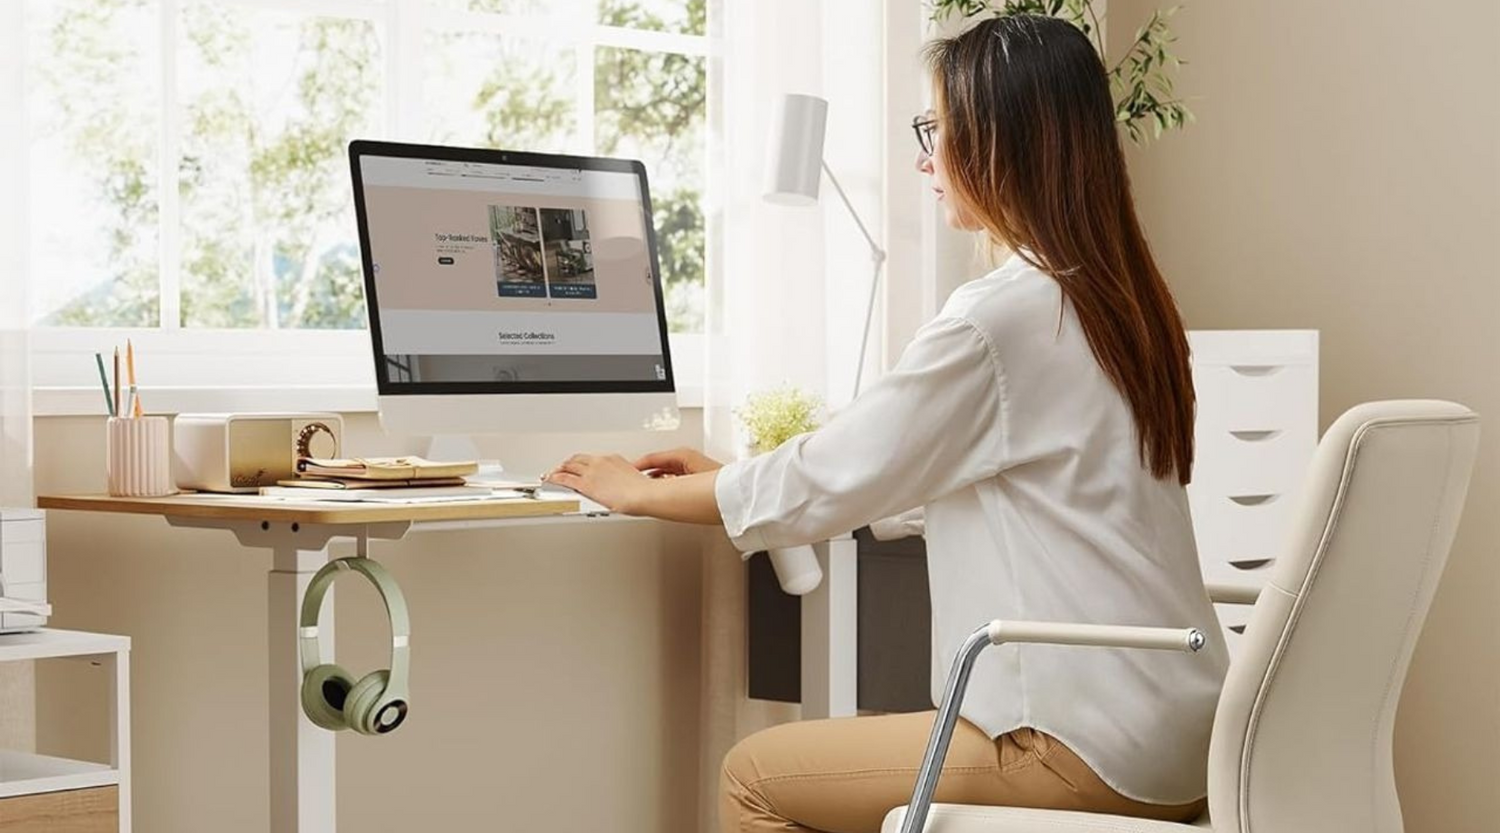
top-left (126, 339), bottom-right (140, 417)
top-left (113, 347), bottom-right (120, 419)
top-left (94, 352), bottom-right (115, 417)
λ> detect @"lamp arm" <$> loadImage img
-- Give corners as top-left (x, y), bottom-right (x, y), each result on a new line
top-left (820, 161), bottom-right (885, 263)
top-left (821, 161), bottom-right (886, 397)
top-left (853, 256), bottom-right (883, 398)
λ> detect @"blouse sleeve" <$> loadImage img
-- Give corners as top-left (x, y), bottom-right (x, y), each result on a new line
top-left (714, 315), bottom-right (1009, 553)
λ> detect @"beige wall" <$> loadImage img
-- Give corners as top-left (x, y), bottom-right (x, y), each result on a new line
top-left (32, 412), bottom-right (708, 833)
top-left (1110, 2), bottom-right (1500, 830)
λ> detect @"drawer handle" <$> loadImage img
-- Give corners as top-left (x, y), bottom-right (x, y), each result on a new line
top-left (1229, 429), bottom-right (1282, 442)
top-left (1228, 494), bottom-right (1279, 506)
top-left (1229, 364), bottom-right (1284, 377)
top-left (1229, 624), bottom-right (1248, 634)
top-left (1229, 558), bottom-right (1274, 570)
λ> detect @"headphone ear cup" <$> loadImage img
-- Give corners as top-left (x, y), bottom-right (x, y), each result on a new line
top-left (302, 664), bottom-right (356, 732)
top-left (343, 670), bottom-right (392, 736)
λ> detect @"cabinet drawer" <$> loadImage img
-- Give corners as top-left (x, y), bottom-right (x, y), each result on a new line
top-left (0, 520), bottom-right (44, 546)
top-left (0, 581), bottom-right (48, 631)
top-left (1, 542), bottom-right (47, 585)
top-left (0, 786), bottom-right (117, 833)
top-left (1194, 363), bottom-right (1316, 431)
top-left (1215, 602), bottom-right (1256, 657)
top-left (1201, 553), bottom-right (1277, 586)
top-left (1188, 330), bottom-right (1317, 367)
top-left (1191, 424), bottom-right (1316, 495)
top-left (1192, 490), bottom-right (1297, 564)
top-left (1214, 600), bottom-right (1256, 632)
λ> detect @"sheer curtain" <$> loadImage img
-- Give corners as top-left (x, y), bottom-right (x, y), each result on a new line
top-left (0, 9), bottom-right (38, 760)
top-left (0, 291), bottom-right (29, 510)
top-left (697, 0), bottom-right (885, 827)
top-left (1, 11), bottom-right (32, 509)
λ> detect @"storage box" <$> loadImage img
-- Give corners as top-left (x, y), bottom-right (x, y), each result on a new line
top-left (0, 509), bottom-right (47, 633)
top-left (173, 412), bottom-right (344, 493)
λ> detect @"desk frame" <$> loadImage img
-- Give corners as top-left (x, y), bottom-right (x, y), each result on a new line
top-left (165, 517), bottom-right (411, 833)
top-left (39, 497), bottom-right (857, 833)
top-left (801, 537), bottom-right (857, 720)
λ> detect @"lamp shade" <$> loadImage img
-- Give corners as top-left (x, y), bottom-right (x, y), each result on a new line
top-left (763, 93), bottom-right (828, 205)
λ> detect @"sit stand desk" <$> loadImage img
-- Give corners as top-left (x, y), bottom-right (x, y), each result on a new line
top-left (35, 493), bottom-right (858, 833)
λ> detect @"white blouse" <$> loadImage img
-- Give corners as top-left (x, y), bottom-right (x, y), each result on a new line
top-left (713, 254), bottom-right (1230, 805)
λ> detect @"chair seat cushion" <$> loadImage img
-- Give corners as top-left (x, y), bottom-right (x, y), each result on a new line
top-left (881, 804), bottom-right (1210, 833)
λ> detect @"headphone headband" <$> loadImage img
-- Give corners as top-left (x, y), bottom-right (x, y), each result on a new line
top-left (299, 557), bottom-right (410, 695)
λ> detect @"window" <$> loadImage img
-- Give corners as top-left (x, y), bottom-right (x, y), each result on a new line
top-left (20, 0), bottom-right (710, 404)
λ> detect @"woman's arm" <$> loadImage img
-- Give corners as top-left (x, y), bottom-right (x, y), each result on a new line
top-left (549, 314), bottom-right (1008, 547)
top-left (711, 315), bottom-right (1007, 552)
top-left (637, 471), bottom-right (722, 524)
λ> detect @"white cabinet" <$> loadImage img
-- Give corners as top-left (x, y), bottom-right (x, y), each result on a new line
top-left (0, 629), bottom-right (131, 832)
top-left (1188, 331), bottom-right (1318, 652)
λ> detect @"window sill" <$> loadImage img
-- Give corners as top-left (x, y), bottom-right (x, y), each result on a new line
top-left (29, 329), bottom-right (705, 416)
top-left (34, 385), bottom-right (380, 418)
top-left (34, 383), bottom-right (704, 418)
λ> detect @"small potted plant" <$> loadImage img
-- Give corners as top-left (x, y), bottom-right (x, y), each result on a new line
top-left (735, 385), bottom-right (826, 595)
top-left (735, 384), bottom-right (824, 457)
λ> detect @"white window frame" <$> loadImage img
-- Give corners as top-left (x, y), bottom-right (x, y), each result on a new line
top-left (21, 0), bottom-right (711, 415)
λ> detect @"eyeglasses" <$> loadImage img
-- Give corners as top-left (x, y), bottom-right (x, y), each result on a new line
top-left (912, 113), bottom-right (939, 156)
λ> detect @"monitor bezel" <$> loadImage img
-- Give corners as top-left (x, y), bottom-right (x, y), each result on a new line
top-left (349, 139), bottom-right (677, 397)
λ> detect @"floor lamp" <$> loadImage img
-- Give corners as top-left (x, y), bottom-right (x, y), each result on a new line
top-left (763, 93), bottom-right (888, 398)
top-left (752, 94), bottom-right (886, 597)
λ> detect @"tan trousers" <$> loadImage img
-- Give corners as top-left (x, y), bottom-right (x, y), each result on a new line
top-left (720, 712), bottom-right (1206, 833)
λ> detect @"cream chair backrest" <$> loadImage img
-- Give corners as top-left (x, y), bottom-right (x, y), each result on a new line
top-left (1206, 400), bottom-right (1479, 833)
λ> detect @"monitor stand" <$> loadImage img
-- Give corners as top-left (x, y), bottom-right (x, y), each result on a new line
top-left (424, 435), bottom-right (506, 481)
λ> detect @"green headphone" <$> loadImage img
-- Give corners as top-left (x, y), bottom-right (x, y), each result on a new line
top-left (299, 557), bottom-right (410, 735)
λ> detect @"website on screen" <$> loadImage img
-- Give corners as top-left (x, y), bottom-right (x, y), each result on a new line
top-left (359, 155), bottom-right (668, 385)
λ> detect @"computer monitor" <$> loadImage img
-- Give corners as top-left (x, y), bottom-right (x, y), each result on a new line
top-left (349, 141), bottom-right (680, 441)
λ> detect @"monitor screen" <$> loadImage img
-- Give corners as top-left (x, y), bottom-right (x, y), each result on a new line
top-left (350, 141), bottom-right (675, 395)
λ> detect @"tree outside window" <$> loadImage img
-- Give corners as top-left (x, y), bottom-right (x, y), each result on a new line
top-left (25, 0), bottom-right (709, 334)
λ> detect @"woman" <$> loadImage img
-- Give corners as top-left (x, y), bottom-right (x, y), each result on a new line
top-left (545, 14), bottom-right (1229, 833)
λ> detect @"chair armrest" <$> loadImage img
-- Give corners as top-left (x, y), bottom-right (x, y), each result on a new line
top-left (986, 619), bottom-right (1206, 652)
top-left (1206, 581), bottom-right (1263, 605)
top-left (898, 619), bottom-right (1207, 833)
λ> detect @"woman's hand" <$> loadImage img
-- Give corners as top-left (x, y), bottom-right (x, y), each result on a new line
top-left (544, 450), bottom-right (725, 525)
top-left (544, 453), bottom-right (659, 515)
top-left (633, 447), bottom-right (724, 478)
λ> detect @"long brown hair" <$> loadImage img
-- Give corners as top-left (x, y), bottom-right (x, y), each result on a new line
top-left (926, 14), bottom-right (1195, 485)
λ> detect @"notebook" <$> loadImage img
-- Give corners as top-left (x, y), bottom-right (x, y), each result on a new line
top-left (295, 456), bottom-right (480, 481)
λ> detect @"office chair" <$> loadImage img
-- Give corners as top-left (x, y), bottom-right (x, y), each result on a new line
top-left (884, 400), bottom-right (1480, 833)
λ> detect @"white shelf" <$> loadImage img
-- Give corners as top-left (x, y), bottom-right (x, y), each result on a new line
top-left (0, 629), bottom-right (130, 663)
top-left (0, 749), bottom-right (119, 799)
top-left (0, 627), bottom-right (130, 830)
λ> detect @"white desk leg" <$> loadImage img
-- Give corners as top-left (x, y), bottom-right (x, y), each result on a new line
top-left (800, 536), bottom-right (858, 719)
top-left (269, 545), bottom-right (336, 833)
top-left (108, 648), bottom-right (131, 833)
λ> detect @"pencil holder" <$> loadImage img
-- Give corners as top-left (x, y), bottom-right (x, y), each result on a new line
top-left (107, 416), bottom-right (175, 497)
